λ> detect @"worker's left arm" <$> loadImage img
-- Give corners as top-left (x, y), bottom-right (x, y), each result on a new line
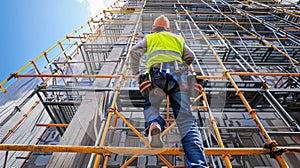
top-left (182, 44), bottom-right (195, 65)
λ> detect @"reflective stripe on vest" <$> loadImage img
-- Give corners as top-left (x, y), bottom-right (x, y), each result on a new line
top-left (148, 50), bottom-right (181, 60)
top-left (146, 32), bottom-right (184, 71)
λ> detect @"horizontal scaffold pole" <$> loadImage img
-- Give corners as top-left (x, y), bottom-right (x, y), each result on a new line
top-left (13, 74), bottom-right (136, 79)
top-left (36, 124), bottom-right (69, 127)
top-left (1, 144), bottom-right (299, 155)
top-left (10, 72), bottom-right (300, 80)
top-left (229, 72), bottom-right (300, 77)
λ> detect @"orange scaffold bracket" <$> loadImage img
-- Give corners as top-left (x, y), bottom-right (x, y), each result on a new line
top-left (0, 84), bottom-right (5, 93)
top-left (263, 140), bottom-right (281, 158)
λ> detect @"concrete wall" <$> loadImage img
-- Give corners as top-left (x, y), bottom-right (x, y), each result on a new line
top-left (47, 13), bottom-right (139, 167)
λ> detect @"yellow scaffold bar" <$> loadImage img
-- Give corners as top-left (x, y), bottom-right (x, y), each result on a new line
top-left (1, 144), bottom-right (299, 155)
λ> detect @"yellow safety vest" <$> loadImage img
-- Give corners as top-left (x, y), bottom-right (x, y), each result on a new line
top-left (146, 31), bottom-right (184, 72)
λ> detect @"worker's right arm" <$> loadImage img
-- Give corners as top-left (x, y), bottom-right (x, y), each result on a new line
top-left (130, 38), bottom-right (147, 75)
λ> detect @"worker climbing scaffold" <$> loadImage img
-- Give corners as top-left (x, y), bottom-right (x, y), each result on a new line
top-left (130, 15), bottom-right (208, 168)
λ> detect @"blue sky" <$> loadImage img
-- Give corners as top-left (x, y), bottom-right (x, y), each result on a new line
top-left (0, 0), bottom-right (113, 83)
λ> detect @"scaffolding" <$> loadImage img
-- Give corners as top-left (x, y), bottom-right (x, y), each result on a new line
top-left (0, 0), bottom-right (300, 167)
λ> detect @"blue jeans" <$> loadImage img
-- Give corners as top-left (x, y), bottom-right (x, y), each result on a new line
top-left (144, 75), bottom-right (208, 167)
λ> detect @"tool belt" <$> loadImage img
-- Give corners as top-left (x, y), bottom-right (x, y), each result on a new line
top-left (138, 61), bottom-right (202, 98)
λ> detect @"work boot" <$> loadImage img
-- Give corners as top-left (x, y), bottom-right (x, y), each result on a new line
top-left (148, 122), bottom-right (163, 148)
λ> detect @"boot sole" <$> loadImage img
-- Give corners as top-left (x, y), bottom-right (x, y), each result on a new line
top-left (150, 128), bottom-right (163, 148)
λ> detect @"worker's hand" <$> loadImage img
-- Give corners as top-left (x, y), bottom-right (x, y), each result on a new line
top-left (181, 62), bottom-right (190, 71)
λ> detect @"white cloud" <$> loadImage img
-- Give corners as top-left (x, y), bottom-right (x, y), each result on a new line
top-left (78, 0), bottom-right (115, 16)
top-left (87, 0), bottom-right (105, 16)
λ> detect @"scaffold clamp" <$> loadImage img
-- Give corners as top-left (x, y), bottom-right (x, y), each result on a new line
top-left (108, 107), bottom-right (116, 114)
top-left (270, 147), bottom-right (287, 158)
top-left (263, 140), bottom-right (279, 158)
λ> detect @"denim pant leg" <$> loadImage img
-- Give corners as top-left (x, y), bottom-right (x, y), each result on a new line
top-left (143, 93), bottom-right (166, 131)
top-left (170, 91), bottom-right (208, 168)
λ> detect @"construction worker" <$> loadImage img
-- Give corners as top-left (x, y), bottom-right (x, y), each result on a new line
top-left (130, 15), bottom-right (208, 167)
